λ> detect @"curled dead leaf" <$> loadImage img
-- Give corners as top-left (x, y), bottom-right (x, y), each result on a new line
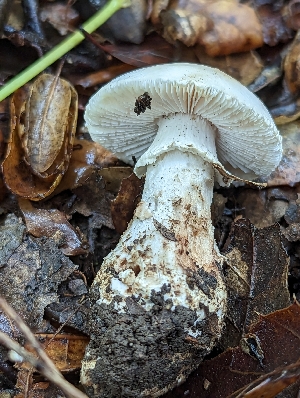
top-left (199, 1), bottom-right (263, 56)
top-left (158, 0), bottom-right (263, 55)
top-left (21, 74), bottom-right (77, 177)
top-left (19, 198), bottom-right (87, 256)
top-left (2, 75), bottom-right (78, 200)
top-left (53, 138), bottom-right (119, 195)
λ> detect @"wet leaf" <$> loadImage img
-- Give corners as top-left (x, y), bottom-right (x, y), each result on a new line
top-left (111, 173), bottom-right (143, 234)
top-left (19, 198), bottom-right (87, 256)
top-left (222, 218), bottom-right (290, 349)
top-left (160, 3), bottom-right (208, 47)
top-left (168, 302), bottom-right (300, 398)
top-left (247, 65), bottom-right (282, 93)
top-left (0, 213), bottom-right (77, 329)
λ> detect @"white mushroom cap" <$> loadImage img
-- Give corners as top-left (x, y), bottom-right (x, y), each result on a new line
top-left (85, 63), bottom-right (282, 180)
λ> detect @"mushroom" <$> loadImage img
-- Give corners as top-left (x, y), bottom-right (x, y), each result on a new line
top-left (81, 63), bottom-right (282, 397)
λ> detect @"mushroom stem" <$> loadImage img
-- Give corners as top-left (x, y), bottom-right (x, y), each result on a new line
top-left (81, 113), bottom-right (227, 397)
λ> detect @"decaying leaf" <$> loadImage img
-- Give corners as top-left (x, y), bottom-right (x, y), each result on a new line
top-left (0, 213), bottom-right (25, 266)
top-left (248, 65), bottom-right (282, 93)
top-left (168, 302), bottom-right (300, 398)
top-left (267, 121), bottom-right (300, 187)
top-left (2, 74), bottom-right (78, 200)
top-left (40, 3), bottom-right (80, 36)
top-left (53, 138), bottom-right (119, 195)
top-left (283, 0), bottom-right (300, 31)
top-left (23, 334), bottom-right (88, 373)
top-left (72, 63), bottom-right (136, 89)
top-left (15, 370), bottom-right (67, 398)
top-left (158, 0), bottom-right (263, 56)
top-left (236, 189), bottom-right (289, 228)
top-left (111, 173), bottom-right (143, 234)
top-left (96, 33), bottom-right (197, 67)
top-left (0, 213), bottom-right (77, 330)
top-left (283, 30), bottom-right (300, 95)
top-left (19, 198), bottom-right (87, 256)
top-left (199, 1), bottom-right (263, 56)
top-left (160, 5), bottom-right (208, 47)
top-left (256, 2), bottom-right (293, 46)
top-left (222, 218), bottom-right (290, 348)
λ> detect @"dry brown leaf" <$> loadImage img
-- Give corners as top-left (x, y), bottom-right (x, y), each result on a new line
top-left (40, 3), bottom-right (80, 36)
top-left (199, 1), bottom-right (263, 56)
top-left (23, 334), bottom-right (89, 373)
top-left (19, 198), bottom-right (87, 256)
top-left (222, 218), bottom-right (290, 349)
top-left (2, 75), bottom-right (78, 201)
top-left (158, 0), bottom-right (263, 55)
top-left (53, 138), bottom-right (119, 195)
top-left (15, 369), bottom-right (67, 398)
top-left (21, 74), bottom-right (77, 177)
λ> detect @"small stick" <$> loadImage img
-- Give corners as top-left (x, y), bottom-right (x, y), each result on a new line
top-left (0, 297), bottom-right (88, 398)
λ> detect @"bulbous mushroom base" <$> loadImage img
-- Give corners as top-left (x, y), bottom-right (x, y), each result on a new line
top-left (81, 146), bottom-right (227, 397)
top-left (82, 285), bottom-right (221, 398)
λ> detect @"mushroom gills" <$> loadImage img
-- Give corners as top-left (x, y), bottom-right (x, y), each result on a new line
top-left (81, 113), bottom-right (227, 397)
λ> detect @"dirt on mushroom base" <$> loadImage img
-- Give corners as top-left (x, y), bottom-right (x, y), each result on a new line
top-left (83, 281), bottom-right (219, 398)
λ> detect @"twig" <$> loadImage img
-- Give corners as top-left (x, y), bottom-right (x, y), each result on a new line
top-left (0, 297), bottom-right (88, 398)
top-left (0, 0), bottom-right (131, 101)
